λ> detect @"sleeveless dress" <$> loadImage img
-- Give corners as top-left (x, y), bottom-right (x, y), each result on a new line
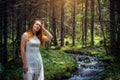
top-left (21, 32), bottom-right (44, 80)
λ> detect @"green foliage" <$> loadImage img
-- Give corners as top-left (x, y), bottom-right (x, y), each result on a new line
top-left (95, 56), bottom-right (120, 80)
top-left (0, 49), bottom-right (76, 80)
top-left (0, 58), bottom-right (23, 80)
top-left (40, 49), bottom-right (76, 80)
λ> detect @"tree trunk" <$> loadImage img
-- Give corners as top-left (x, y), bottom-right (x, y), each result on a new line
top-left (72, 0), bottom-right (76, 46)
top-left (0, 1), bottom-right (3, 62)
top-left (60, 0), bottom-right (65, 46)
top-left (110, 0), bottom-right (116, 55)
top-left (51, 0), bottom-right (58, 46)
top-left (116, 0), bottom-right (120, 56)
top-left (81, 0), bottom-right (85, 47)
top-left (90, 0), bottom-right (94, 47)
top-left (15, 8), bottom-right (22, 59)
top-left (45, 2), bottom-right (51, 49)
top-left (84, 0), bottom-right (88, 46)
top-left (97, 0), bottom-right (108, 54)
top-left (3, 0), bottom-right (8, 64)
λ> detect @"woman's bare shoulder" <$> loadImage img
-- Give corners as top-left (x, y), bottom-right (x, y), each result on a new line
top-left (21, 32), bottom-right (28, 39)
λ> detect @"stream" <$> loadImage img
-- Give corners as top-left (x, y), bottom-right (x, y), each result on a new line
top-left (64, 53), bottom-right (105, 80)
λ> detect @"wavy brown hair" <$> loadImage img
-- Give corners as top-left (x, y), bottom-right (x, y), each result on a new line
top-left (27, 19), bottom-right (45, 47)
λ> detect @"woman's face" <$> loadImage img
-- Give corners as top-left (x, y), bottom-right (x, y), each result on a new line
top-left (33, 20), bottom-right (41, 32)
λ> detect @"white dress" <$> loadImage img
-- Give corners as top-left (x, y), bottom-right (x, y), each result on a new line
top-left (22, 32), bottom-right (44, 80)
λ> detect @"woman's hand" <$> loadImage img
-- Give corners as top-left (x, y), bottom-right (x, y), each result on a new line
top-left (23, 63), bottom-right (28, 73)
top-left (41, 18), bottom-right (45, 24)
top-left (40, 18), bottom-right (53, 41)
top-left (41, 18), bottom-right (45, 30)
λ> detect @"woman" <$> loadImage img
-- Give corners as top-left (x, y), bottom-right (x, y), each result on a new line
top-left (20, 19), bottom-right (53, 80)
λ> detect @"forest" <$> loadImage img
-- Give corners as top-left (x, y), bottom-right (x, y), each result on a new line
top-left (0, 0), bottom-right (120, 80)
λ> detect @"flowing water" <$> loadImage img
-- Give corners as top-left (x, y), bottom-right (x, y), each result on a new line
top-left (64, 53), bottom-right (105, 80)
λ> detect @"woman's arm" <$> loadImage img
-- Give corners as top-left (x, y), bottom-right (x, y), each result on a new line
top-left (41, 21), bottom-right (53, 41)
top-left (20, 36), bottom-right (28, 73)
top-left (43, 29), bottom-right (53, 41)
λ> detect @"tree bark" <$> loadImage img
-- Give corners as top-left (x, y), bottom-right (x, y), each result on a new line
top-left (116, 0), bottom-right (120, 56)
top-left (84, 0), bottom-right (88, 46)
top-left (110, 0), bottom-right (116, 55)
top-left (3, 0), bottom-right (8, 64)
top-left (97, 0), bottom-right (108, 54)
top-left (90, 0), bottom-right (95, 47)
top-left (0, 1), bottom-right (3, 63)
top-left (72, 0), bottom-right (76, 46)
top-left (51, 0), bottom-right (58, 46)
top-left (81, 0), bottom-right (85, 47)
top-left (60, 0), bottom-right (65, 46)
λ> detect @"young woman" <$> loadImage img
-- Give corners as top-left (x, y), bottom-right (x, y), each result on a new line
top-left (20, 19), bottom-right (53, 80)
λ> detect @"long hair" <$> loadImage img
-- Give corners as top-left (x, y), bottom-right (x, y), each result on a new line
top-left (27, 19), bottom-right (45, 47)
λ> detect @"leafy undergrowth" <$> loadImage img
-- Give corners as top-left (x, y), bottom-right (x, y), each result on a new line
top-left (40, 49), bottom-right (76, 80)
top-left (95, 57), bottom-right (120, 80)
top-left (0, 58), bottom-right (23, 80)
top-left (0, 49), bottom-right (76, 80)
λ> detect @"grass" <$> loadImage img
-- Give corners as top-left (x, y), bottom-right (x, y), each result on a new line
top-left (0, 49), bottom-right (76, 80)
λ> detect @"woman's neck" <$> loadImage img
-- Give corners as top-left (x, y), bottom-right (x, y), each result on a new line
top-left (32, 29), bottom-right (36, 35)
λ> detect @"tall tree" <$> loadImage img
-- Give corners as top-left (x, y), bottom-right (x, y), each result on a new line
top-left (110, 0), bottom-right (116, 55)
top-left (72, 0), bottom-right (76, 46)
top-left (109, 0), bottom-right (120, 56)
top-left (3, 0), bottom-right (8, 64)
top-left (0, 0), bottom-right (3, 62)
top-left (97, 0), bottom-right (108, 54)
top-left (84, 0), bottom-right (88, 46)
top-left (81, 0), bottom-right (85, 47)
top-left (51, 0), bottom-right (58, 46)
top-left (60, 0), bottom-right (65, 46)
top-left (116, 0), bottom-right (120, 56)
top-left (90, 0), bottom-right (95, 47)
